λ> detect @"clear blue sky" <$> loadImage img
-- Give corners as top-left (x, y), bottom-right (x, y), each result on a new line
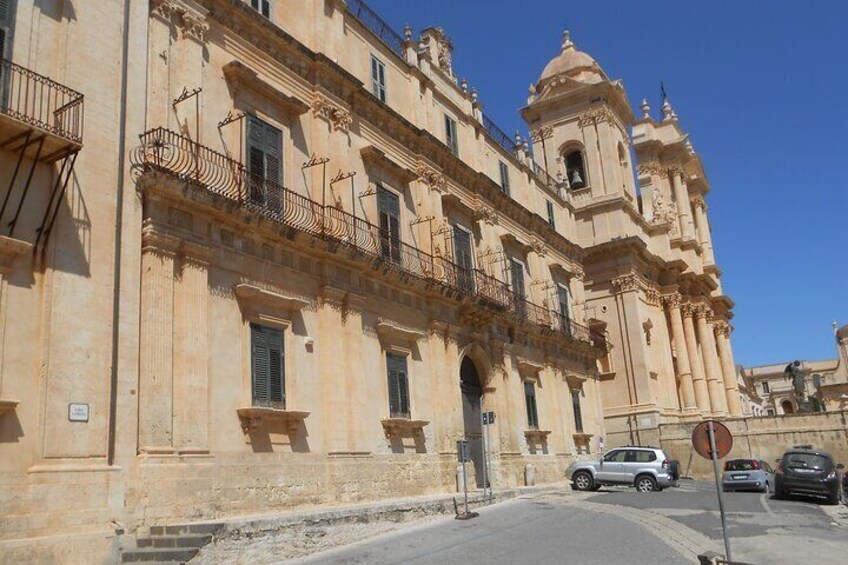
top-left (367, 0), bottom-right (848, 367)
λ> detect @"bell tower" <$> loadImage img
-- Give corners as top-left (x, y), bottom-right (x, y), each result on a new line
top-left (522, 31), bottom-right (637, 212)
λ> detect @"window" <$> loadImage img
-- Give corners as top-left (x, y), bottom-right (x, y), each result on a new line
top-left (249, 0), bottom-right (270, 18)
top-left (510, 259), bottom-right (526, 318)
top-left (761, 382), bottom-right (770, 394)
top-left (498, 161), bottom-right (510, 195)
top-left (250, 324), bottom-right (284, 409)
top-left (626, 450), bottom-right (657, 463)
top-left (0, 0), bottom-right (10, 60)
top-left (546, 200), bottom-right (556, 229)
top-left (445, 115), bottom-right (458, 156)
top-left (246, 115), bottom-right (282, 209)
top-left (766, 408), bottom-right (775, 416)
top-left (370, 55), bottom-right (386, 103)
top-left (565, 150), bottom-right (586, 189)
top-left (571, 389), bottom-right (583, 433)
top-left (453, 225), bottom-right (475, 294)
top-left (386, 353), bottom-right (410, 419)
top-left (603, 450), bottom-right (627, 463)
top-left (377, 185), bottom-right (401, 263)
top-left (557, 284), bottom-right (571, 335)
top-left (524, 380), bottom-right (538, 429)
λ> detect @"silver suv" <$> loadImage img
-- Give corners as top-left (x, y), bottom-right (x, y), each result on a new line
top-left (567, 446), bottom-right (678, 492)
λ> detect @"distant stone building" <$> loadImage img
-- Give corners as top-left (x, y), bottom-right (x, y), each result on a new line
top-left (0, 1), bottom-right (740, 560)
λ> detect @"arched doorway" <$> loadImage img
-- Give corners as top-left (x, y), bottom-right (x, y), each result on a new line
top-left (781, 400), bottom-right (794, 414)
top-left (460, 356), bottom-right (485, 488)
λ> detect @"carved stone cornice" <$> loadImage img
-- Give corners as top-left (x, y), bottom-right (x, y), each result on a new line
top-left (637, 160), bottom-right (664, 177)
top-left (150, 0), bottom-right (208, 43)
top-left (694, 304), bottom-right (712, 320)
top-left (713, 320), bottom-right (732, 337)
top-left (312, 94), bottom-right (352, 132)
top-left (577, 107), bottom-right (627, 140)
top-left (680, 302), bottom-right (696, 318)
top-left (610, 274), bottom-right (640, 293)
top-left (692, 195), bottom-right (707, 212)
top-left (414, 164), bottom-right (446, 193)
top-left (472, 201), bottom-right (498, 226)
top-left (644, 285), bottom-right (662, 306)
top-left (662, 293), bottom-right (682, 310)
top-left (530, 237), bottom-right (547, 257)
top-left (141, 225), bottom-right (182, 256)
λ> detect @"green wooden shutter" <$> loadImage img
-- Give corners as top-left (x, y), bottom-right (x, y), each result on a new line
top-left (377, 186), bottom-right (400, 262)
top-left (524, 380), bottom-right (538, 429)
top-left (246, 115), bottom-right (282, 208)
top-left (571, 390), bottom-right (583, 433)
top-left (0, 0), bottom-right (9, 61)
top-left (387, 353), bottom-right (409, 418)
top-left (251, 324), bottom-right (284, 408)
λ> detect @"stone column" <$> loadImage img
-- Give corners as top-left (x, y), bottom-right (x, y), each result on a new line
top-left (692, 196), bottom-right (716, 265)
top-left (0, 237), bottom-right (32, 393)
top-left (138, 229), bottom-right (179, 454)
top-left (173, 245), bottom-right (212, 454)
top-left (695, 308), bottom-right (727, 415)
top-left (681, 303), bottom-right (710, 413)
top-left (664, 294), bottom-right (697, 412)
top-left (671, 169), bottom-right (695, 240)
top-left (319, 286), bottom-right (350, 454)
top-left (715, 321), bottom-right (743, 416)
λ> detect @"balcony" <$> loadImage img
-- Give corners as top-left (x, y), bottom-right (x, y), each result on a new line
top-left (131, 128), bottom-right (605, 352)
top-left (0, 59), bottom-right (84, 248)
top-left (0, 58), bottom-right (84, 156)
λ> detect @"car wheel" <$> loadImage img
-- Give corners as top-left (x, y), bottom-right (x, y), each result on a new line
top-left (635, 475), bottom-right (658, 493)
top-left (572, 471), bottom-right (594, 491)
top-left (827, 491), bottom-right (840, 505)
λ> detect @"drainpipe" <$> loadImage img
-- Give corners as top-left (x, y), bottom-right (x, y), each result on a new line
top-left (107, 0), bottom-right (132, 467)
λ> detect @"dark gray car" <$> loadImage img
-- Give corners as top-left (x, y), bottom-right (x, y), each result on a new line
top-left (722, 458), bottom-right (774, 493)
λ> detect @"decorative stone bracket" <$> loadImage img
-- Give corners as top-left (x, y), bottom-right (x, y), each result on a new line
top-left (236, 407), bottom-right (309, 434)
top-left (381, 418), bottom-right (429, 437)
top-left (524, 429), bottom-right (552, 441)
top-left (0, 399), bottom-right (20, 416)
top-left (573, 432), bottom-right (593, 454)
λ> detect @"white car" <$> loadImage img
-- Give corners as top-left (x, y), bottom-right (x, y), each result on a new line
top-left (567, 446), bottom-right (679, 493)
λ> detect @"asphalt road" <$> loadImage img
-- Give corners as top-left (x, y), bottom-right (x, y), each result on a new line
top-left (586, 480), bottom-right (848, 564)
top-left (291, 493), bottom-right (683, 565)
top-left (291, 482), bottom-right (848, 565)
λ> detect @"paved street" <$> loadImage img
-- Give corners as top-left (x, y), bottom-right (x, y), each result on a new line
top-left (289, 482), bottom-right (848, 564)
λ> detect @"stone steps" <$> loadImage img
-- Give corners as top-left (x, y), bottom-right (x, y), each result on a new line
top-left (121, 523), bottom-right (221, 563)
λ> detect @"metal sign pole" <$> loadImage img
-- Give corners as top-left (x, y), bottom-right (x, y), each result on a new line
top-left (484, 414), bottom-right (492, 504)
top-left (461, 440), bottom-right (469, 516)
top-left (708, 420), bottom-right (733, 563)
top-left (479, 400), bottom-right (489, 505)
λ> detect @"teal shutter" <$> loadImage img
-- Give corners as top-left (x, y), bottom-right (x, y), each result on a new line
top-left (251, 324), bottom-right (285, 408)
top-left (524, 380), bottom-right (538, 429)
top-left (571, 390), bottom-right (583, 432)
top-left (377, 186), bottom-right (400, 262)
top-left (387, 353), bottom-right (409, 418)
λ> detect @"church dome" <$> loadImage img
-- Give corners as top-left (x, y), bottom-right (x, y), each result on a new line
top-left (538, 31), bottom-right (606, 85)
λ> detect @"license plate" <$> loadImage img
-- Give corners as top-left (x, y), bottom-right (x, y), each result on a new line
top-left (733, 474), bottom-right (748, 480)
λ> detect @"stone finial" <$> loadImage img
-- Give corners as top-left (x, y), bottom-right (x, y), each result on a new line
top-left (403, 23), bottom-right (413, 42)
top-left (562, 30), bottom-right (574, 50)
top-left (641, 98), bottom-right (651, 120)
top-left (685, 138), bottom-right (695, 155)
top-left (661, 98), bottom-right (675, 121)
top-left (514, 130), bottom-right (523, 145)
top-left (470, 87), bottom-right (478, 103)
top-left (461, 78), bottom-right (468, 93)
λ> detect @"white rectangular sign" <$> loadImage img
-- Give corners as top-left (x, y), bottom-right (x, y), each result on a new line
top-left (68, 403), bottom-right (90, 422)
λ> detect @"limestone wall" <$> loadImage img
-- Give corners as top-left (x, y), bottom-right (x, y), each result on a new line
top-left (658, 411), bottom-right (848, 480)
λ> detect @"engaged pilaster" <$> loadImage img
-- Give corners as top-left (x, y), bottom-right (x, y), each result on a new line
top-left (138, 228), bottom-right (179, 454)
top-left (663, 294), bottom-right (697, 413)
top-left (715, 321), bottom-right (743, 416)
top-left (695, 307), bottom-right (727, 416)
top-left (671, 169), bottom-right (695, 240)
top-left (681, 302), bottom-right (710, 414)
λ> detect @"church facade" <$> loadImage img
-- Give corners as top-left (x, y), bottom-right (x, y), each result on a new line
top-left (0, 1), bottom-right (738, 560)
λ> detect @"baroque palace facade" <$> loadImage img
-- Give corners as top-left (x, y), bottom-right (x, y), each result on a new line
top-left (0, 0), bottom-right (739, 560)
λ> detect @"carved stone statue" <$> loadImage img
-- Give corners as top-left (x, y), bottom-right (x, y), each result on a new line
top-left (784, 360), bottom-right (810, 412)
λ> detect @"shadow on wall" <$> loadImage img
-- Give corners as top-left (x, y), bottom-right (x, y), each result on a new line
top-left (388, 429), bottom-right (427, 454)
top-left (0, 411), bottom-right (24, 443)
top-left (34, 0), bottom-right (77, 22)
top-left (247, 420), bottom-right (311, 454)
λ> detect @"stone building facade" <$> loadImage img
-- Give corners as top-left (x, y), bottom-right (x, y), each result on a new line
top-left (0, 1), bottom-right (738, 561)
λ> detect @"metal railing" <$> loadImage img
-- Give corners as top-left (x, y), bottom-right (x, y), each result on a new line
top-left (132, 128), bottom-right (605, 350)
top-left (531, 160), bottom-right (556, 188)
top-left (0, 58), bottom-right (84, 144)
top-left (482, 113), bottom-right (516, 157)
top-left (346, 0), bottom-right (406, 58)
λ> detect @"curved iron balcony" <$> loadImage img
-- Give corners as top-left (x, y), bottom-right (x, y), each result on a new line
top-left (131, 127), bottom-right (603, 350)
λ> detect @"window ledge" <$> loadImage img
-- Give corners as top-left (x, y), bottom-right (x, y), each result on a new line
top-left (375, 320), bottom-right (426, 343)
top-left (237, 407), bottom-right (309, 434)
top-left (524, 429), bottom-right (551, 439)
top-left (381, 417), bottom-right (429, 436)
top-left (233, 284), bottom-right (310, 311)
top-left (0, 236), bottom-right (32, 270)
top-left (0, 398), bottom-right (20, 416)
top-left (573, 432), bottom-right (593, 447)
top-left (598, 370), bottom-right (616, 381)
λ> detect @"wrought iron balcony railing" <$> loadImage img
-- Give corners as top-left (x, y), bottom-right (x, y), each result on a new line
top-left (131, 128), bottom-right (603, 350)
top-left (347, 0), bottom-right (405, 58)
top-left (482, 113), bottom-right (516, 157)
top-left (0, 58), bottom-right (84, 145)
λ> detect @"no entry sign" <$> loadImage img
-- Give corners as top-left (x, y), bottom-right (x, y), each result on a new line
top-left (692, 420), bottom-right (733, 460)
